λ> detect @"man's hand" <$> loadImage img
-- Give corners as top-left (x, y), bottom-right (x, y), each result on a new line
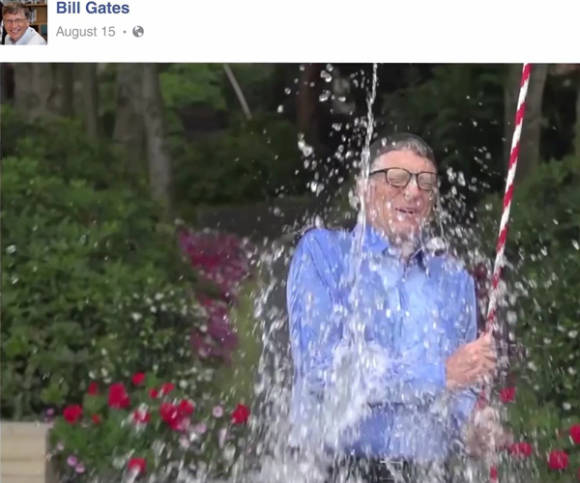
top-left (445, 332), bottom-right (496, 390)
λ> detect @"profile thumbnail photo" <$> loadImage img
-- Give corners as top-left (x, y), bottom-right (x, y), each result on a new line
top-left (1, 1), bottom-right (47, 45)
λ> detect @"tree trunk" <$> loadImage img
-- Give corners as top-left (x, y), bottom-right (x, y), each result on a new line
top-left (113, 64), bottom-right (145, 173)
top-left (58, 64), bottom-right (75, 117)
top-left (142, 63), bottom-right (171, 211)
top-left (79, 63), bottom-right (99, 138)
top-left (11, 64), bottom-right (58, 119)
top-left (575, 81), bottom-right (580, 157)
top-left (504, 64), bottom-right (548, 183)
top-left (296, 63), bottom-right (323, 148)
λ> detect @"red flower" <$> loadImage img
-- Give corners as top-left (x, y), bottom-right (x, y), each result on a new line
top-left (509, 441), bottom-right (532, 457)
top-left (489, 466), bottom-right (498, 481)
top-left (87, 382), bottom-right (99, 395)
top-left (231, 403), bottom-right (250, 424)
top-left (108, 382), bottom-right (130, 409)
top-left (63, 404), bottom-right (83, 424)
top-left (132, 372), bottom-right (146, 386)
top-left (499, 387), bottom-right (516, 403)
top-left (160, 402), bottom-right (182, 430)
top-left (570, 424), bottom-right (580, 444)
top-left (177, 399), bottom-right (195, 417)
top-left (149, 388), bottom-right (159, 399)
top-left (548, 450), bottom-right (569, 470)
top-left (127, 457), bottom-right (146, 476)
top-left (133, 409), bottom-right (151, 424)
top-left (160, 382), bottom-right (175, 395)
top-left (91, 414), bottom-right (102, 425)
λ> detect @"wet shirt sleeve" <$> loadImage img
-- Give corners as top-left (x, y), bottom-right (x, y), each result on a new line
top-left (287, 231), bottom-right (344, 397)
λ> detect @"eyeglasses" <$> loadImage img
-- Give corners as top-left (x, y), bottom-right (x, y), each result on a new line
top-left (369, 167), bottom-right (437, 192)
top-left (4, 18), bottom-right (27, 25)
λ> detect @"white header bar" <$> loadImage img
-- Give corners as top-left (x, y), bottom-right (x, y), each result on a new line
top-left (1, 0), bottom-right (579, 62)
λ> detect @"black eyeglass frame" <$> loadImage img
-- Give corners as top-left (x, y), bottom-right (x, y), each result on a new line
top-left (369, 167), bottom-right (438, 192)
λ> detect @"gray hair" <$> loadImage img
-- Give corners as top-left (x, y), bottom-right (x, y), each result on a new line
top-left (369, 132), bottom-right (436, 170)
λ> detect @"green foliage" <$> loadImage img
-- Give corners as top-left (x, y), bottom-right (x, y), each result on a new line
top-left (211, 281), bottom-right (262, 405)
top-left (171, 114), bottom-right (300, 208)
top-left (1, 155), bottom-right (206, 419)
top-left (475, 156), bottom-right (580, 481)
top-left (507, 155), bottom-right (580, 415)
top-left (161, 64), bottom-right (227, 112)
top-left (1, 105), bottom-right (144, 191)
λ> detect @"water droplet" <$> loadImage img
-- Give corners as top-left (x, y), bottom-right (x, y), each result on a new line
top-left (331, 123), bottom-right (342, 132)
top-left (276, 104), bottom-right (284, 113)
top-left (284, 87), bottom-right (291, 95)
top-left (297, 134), bottom-right (314, 157)
top-left (319, 90), bottom-right (331, 102)
top-left (320, 70), bottom-right (332, 83)
top-left (572, 240), bottom-right (579, 250)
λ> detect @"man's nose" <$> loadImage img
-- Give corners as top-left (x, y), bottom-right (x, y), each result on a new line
top-left (403, 176), bottom-right (421, 198)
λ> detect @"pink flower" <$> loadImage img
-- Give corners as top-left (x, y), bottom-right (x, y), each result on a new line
top-left (548, 450), bottom-right (569, 470)
top-left (133, 409), bottom-right (151, 424)
top-left (160, 402), bottom-right (185, 431)
top-left (231, 403), bottom-right (250, 424)
top-left (108, 382), bottom-right (130, 409)
top-left (67, 455), bottom-right (78, 467)
top-left (128, 457), bottom-right (146, 475)
top-left (149, 388), bottom-right (159, 399)
top-left (177, 399), bottom-right (195, 417)
top-left (87, 382), bottom-right (99, 395)
top-left (499, 387), bottom-right (516, 403)
top-left (509, 441), bottom-right (532, 458)
top-left (91, 414), bottom-right (102, 425)
top-left (570, 424), bottom-right (580, 444)
top-left (132, 372), bottom-right (146, 386)
top-left (212, 405), bottom-right (224, 418)
top-left (489, 466), bottom-right (498, 481)
top-left (160, 382), bottom-right (175, 396)
top-left (75, 464), bottom-right (85, 474)
top-left (63, 405), bottom-right (83, 424)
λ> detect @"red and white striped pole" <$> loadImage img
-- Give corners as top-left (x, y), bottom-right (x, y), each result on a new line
top-left (484, 63), bottom-right (532, 482)
top-left (485, 63), bottom-right (532, 333)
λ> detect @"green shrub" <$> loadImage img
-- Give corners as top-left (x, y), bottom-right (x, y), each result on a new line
top-left (1, 156), bottom-right (208, 419)
top-left (473, 156), bottom-right (580, 481)
top-left (171, 114), bottom-right (301, 208)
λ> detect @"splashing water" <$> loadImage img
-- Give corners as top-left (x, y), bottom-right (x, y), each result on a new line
top-left (158, 67), bottom-right (579, 483)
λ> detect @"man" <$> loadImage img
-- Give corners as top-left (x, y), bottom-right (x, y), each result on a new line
top-left (287, 133), bottom-right (497, 482)
top-left (2, 3), bottom-right (46, 45)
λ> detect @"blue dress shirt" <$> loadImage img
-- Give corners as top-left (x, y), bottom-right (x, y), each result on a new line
top-left (287, 223), bottom-right (478, 462)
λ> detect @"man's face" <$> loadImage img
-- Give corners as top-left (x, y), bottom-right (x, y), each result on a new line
top-left (4, 11), bottom-right (30, 42)
top-left (363, 149), bottom-right (436, 243)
